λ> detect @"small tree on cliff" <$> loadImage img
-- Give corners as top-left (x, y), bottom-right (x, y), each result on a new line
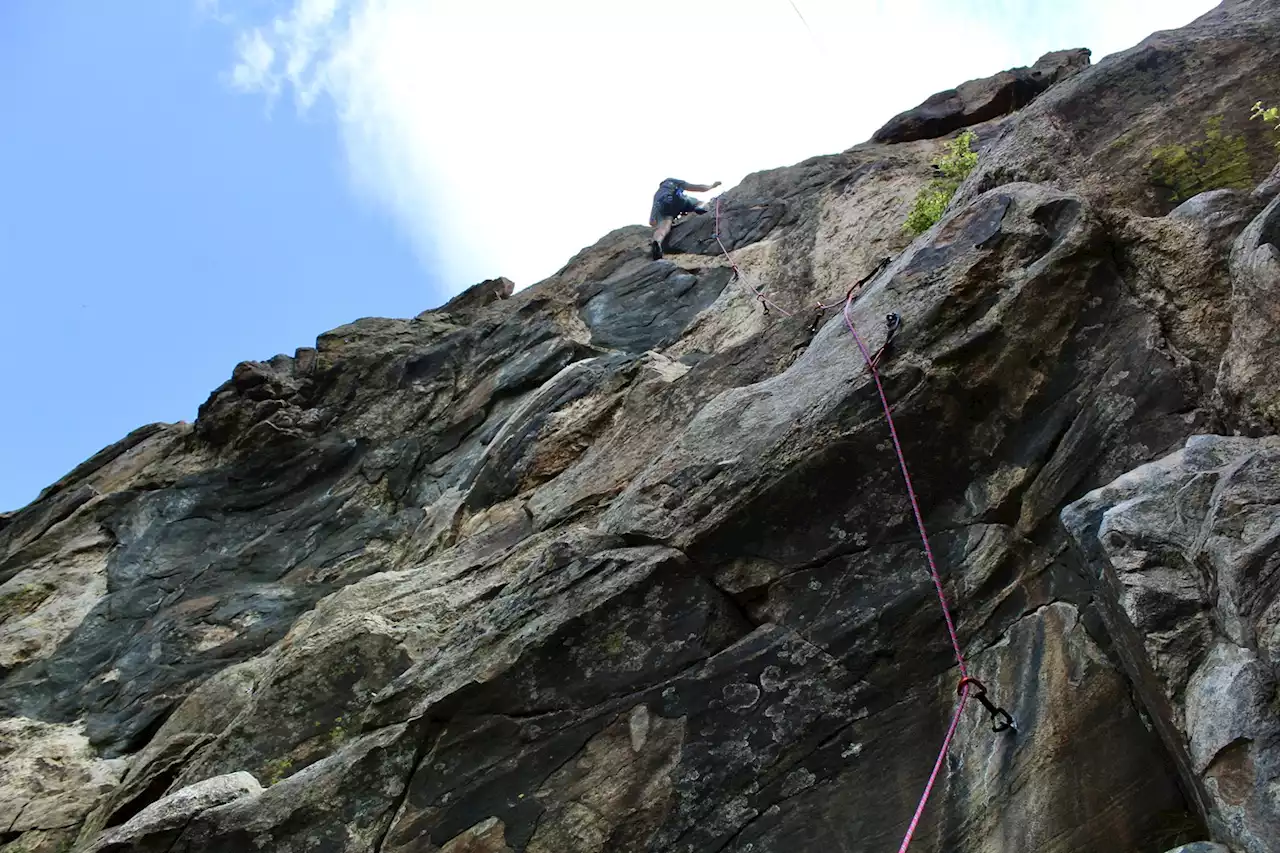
top-left (1253, 101), bottom-right (1280, 148)
top-left (903, 130), bottom-right (979, 235)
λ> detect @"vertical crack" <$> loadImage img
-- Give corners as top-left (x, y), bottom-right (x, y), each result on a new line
top-left (372, 719), bottom-right (443, 853)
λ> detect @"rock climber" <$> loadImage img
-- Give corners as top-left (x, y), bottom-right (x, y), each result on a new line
top-left (649, 178), bottom-right (722, 260)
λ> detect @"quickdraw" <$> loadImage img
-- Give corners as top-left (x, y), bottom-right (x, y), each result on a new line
top-left (958, 676), bottom-right (1017, 734)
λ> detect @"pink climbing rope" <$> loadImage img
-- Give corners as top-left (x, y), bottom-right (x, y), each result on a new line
top-left (713, 198), bottom-right (888, 317)
top-left (895, 684), bottom-right (973, 853)
top-left (713, 197), bottom-right (969, 671)
top-left (840, 288), bottom-right (975, 853)
top-left (714, 196), bottom-right (968, 668)
top-left (841, 290), bottom-right (967, 675)
top-left (711, 195), bottom-right (1001, 852)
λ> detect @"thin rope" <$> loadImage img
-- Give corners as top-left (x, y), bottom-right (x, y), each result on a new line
top-left (714, 199), bottom-right (967, 669)
top-left (785, 0), bottom-right (818, 41)
top-left (710, 196), bottom-right (987, 850)
top-left (896, 687), bottom-right (972, 853)
top-left (839, 287), bottom-right (976, 853)
top-left (841, 291), bottom-right (967, 673)
top-left (714, 199), bottom-right (794, 316)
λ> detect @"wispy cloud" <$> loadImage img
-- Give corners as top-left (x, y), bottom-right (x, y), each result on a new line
top-left (195, 0), bottom-right (235, 26)
top-left (231, 28), bottom-right (278, 95)
top-left (228, 0), bottom-right (341, 103)
top-left (215, 0), bottom-right (1219, 296)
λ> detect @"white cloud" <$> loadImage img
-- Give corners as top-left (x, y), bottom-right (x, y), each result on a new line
top-left (231, 28), bottom-right (278, 95)
top-left (219, 0), bottom-right (1219, 297)
top-left (196, 0), bottom-right (235, 26)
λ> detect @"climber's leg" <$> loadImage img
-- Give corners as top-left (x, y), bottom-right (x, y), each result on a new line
top-left (651, 215), bottom-right (674, 259)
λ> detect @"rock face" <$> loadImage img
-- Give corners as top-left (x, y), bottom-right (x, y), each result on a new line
top-left (1218, 194), bottom-right (1280, 429)
top-left (435, 277), bottom-right (516, 324)
top-left (0, 718), bottom-right (128, 848)
top-left (1, 3), bottom-right (1279, 852)
top-left (81, 773), bottom-right (262, 853)
top-left (1064, 435), bottom-right (1280, 853)
top-left (957, 0), bottom-right (1280, 216)
top-left (872, 48), bottom-right (1092, 144)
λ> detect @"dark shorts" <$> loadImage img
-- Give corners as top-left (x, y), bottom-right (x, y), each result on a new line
top-left (650, 192), bottom-right (701, 225)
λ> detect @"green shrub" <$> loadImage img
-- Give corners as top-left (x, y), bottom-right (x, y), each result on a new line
top-left (1253, 101), bottom-right (1280, 148)
top-left (327, 715), bottom-right (348, 746)
top-left (904, 130), bottom-right (979, 235)
top-left (1147, 115), bottom-right (1252, 202)
top-left (263, 756), bottom-right (294, 786)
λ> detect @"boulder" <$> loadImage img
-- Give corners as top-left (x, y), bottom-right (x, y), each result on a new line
top-left (1217, 193), bottom-right (1280, 430)
top-left (82, 773), bottom-right (262, 853)
top-left (872, 49), bottom-right (1091, 143)
top-left (956, 1), bottom-right (1280, 216)
top-left (429, 276), bottom-right (518, 324)
top-left (1063, 435), bottom-right (1280, 853)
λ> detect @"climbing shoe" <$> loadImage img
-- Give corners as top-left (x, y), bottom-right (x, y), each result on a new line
top-left (650, 241), bottom-right (663, 260)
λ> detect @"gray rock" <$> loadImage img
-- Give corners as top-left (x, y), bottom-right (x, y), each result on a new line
top-left (1252, 160), bottom-right (1280, 204)
top-left (431, 276), bottom-right (516, 324)
top-left (1218, 193), bottom-right (1280, 430)
top-left (4, 5), bottom-right (1280, 850)
top-left (0, 718), bottom-right (128, 838)
top-left (1063, 435), bottom-right (1280, 853)
top-left (872, 48), bottom-right (1091, 143)
top-left (1169, 189), bottom-right (1261, 238)
top-left (956, 2), bottom-right (1280, 216)
top-left (601, 182), bottom-right (1196, 552)
top-left (74, 658), bottom-right (268, 845)
top-left (83, 773), bottom-right (261, 853)
top-left (577, 263), bottom-right (734, 353)
top-left (168, 723), bottom-right (420, 853)
top-left (663, 196), bottom-right (788, 256)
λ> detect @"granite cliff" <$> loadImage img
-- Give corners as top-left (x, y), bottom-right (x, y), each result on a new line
top-left (3, 2), bottom-right (1280, 851)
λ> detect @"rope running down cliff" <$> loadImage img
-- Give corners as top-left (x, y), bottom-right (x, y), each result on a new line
top-left (710, 198), bottom-right (1014, 853)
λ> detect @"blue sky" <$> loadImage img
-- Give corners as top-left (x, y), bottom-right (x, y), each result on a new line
top-left (1, 0), bottom-right (1218, 511)
top-left (1, 2), bottom-right (436, 510)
